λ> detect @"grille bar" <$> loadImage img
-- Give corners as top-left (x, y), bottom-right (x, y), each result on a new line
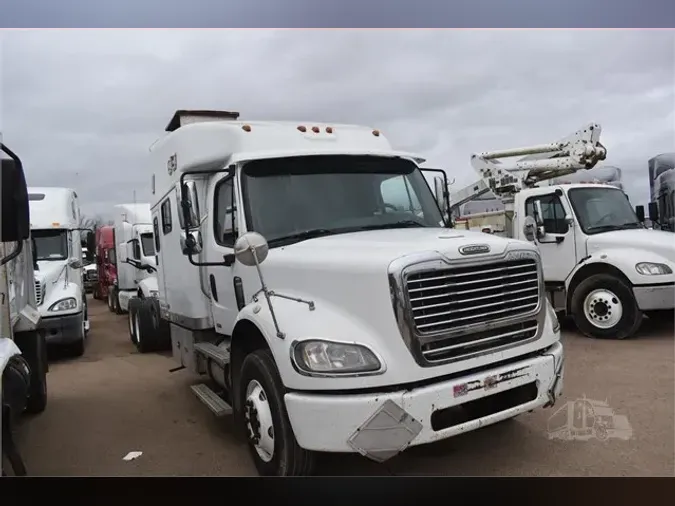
top-left (34, 279), bottom-right (44, 306)
top-left (406, 258), bottom-right (539, 336)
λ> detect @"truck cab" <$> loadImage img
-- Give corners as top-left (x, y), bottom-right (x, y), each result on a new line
top-left (514, 182), bottom-right (675, 338)
top-left (142, 110), bottom-right (565, 476)
top-left (28, 187), bottom-right (89, 356)
top-left (110, 203), bottom-right (158, 314)
top-left (1, 144), bottom-right (49, 475)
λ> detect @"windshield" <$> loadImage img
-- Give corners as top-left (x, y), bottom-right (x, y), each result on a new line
top-left (140, 233), bottom-right (155, 257)
top-left (240, 155), bottom-right (444, 245)
top-left (568, 187), bottom-right (643, 234)
top-left (32, 229), bottom-right (69, 261)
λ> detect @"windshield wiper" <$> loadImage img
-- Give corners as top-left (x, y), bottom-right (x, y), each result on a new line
top-left (267, 228), bottom-right (338, 246)
top-left (587, 222), bottom-right (643, 233)
top-left (351, 220), bottom-right (427, 231)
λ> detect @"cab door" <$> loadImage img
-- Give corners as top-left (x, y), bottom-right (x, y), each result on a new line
top-left (522, 190), bottom-right (578, 283)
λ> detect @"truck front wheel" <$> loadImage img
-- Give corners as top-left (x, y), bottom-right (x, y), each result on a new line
top-left (238, 349), bottom-right (315, 476)
top-left (571, 273), bottom-right (643, 340)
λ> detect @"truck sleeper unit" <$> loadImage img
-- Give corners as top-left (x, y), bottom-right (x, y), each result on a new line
top-left (1, 143), bottom-right (49, 476)
top-left (139, 109), bottom-right (565, 476)
top-left (28, 186), bottom-right (90, 356)
top-left (430, 124), bottom-right (675, 339)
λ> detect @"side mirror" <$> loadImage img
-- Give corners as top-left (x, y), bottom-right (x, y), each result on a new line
top-left (648, 202), bottom-right (659, 223)
top-left (523, 216), bottom-right (537, 242)
top-left (180, 180), bottom-right (201, 229)
top-left (68, 258), bottom-right (83, 270)
top-left (433, 176), bottom-right (447, 213)
top-left (126, 238), bottom-right (141, 260)
top-left (180, 230), bottom-right (203, 255)
top-left (564, 214), bottom-right (574, 226)
top-left (1, 146), bottom-right (31, 242)
top-left (635, 205), bottom-right (645, 222)
top-left (533, 200), bottom-right (545, 227)
top-left (234, 232), bottom-right (269, 267)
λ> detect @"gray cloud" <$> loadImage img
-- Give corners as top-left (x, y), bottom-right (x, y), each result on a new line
top-left (1, 29), bottom-right (673, 219)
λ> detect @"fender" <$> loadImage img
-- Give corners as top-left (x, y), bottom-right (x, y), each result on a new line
top-left (233, 292), bottom-right (391, 392)
top-left (137, 276), bottom-right (159, 298)
top-left (566, 247), bottom-right (675, 291)
top-left (0, 338), bottom-right (22, 374)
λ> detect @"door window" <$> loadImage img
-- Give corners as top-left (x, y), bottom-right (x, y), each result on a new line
top-left (525, 194), bottom-right (569, 234)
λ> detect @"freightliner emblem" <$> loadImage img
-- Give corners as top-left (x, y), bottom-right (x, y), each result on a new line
top-left (167, 153), bottom-right (177, 175)
top-left (459, 244), bottom-right (491, 255)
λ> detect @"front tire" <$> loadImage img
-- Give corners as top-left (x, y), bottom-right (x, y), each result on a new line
top-left (238, 349), bottom-right (315, 476)
top-left (15, 331), bottom-right (48, 414)
top-left (571, 273), bottom-right (643, 340)
top-left (135, 299), bottom-right (159, 354)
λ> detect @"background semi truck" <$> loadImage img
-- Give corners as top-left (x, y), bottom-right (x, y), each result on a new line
top-left (648, 152), bottom-right (675, 232)
top-left (1, 143), bottom-right (49, 476)
top-left (430, 125), bottom-right (675, 339)
top-left (92, 225), bottom-right (117, 308)
top-left (28, 187), bottom-right (90, 356)
top-left (133, 109), bottom-right (565, 476)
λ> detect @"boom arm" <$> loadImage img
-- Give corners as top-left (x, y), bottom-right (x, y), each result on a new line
top-left (450, 123), bottom-right (607, 213)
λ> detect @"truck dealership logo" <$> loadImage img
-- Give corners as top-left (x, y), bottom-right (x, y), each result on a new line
top-left (459, 244), bottom-right (491, 255)
top-left (547, 396), bottom-right (633, 442)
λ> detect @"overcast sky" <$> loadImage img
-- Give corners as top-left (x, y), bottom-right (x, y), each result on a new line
top-left (1, 29), bottom-right (673, 219)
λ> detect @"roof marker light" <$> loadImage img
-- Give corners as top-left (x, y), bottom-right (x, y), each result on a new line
top-left (297, 125), bottom-right (307, 132)
top-left (326, 127), bottom-right (333, 134)
top-left (242, 124), bottom-right (252, 132)
top-left (372, 129), bottom-right (380, 137)
top-left (311, 126), bottom-right (320, 133)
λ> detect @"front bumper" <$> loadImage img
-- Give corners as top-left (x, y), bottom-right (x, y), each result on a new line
top-left (39, 311), bottom-right (84, 345)
top-left (633, 283), bottom-right (675, 311)
top-left (284, 341), bottom-right (564, 457)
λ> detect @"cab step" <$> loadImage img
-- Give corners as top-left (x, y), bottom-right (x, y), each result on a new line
top-left (194, 342), bottom-right (230, 367)
top-left (190, 383), bottom-right (232, 417)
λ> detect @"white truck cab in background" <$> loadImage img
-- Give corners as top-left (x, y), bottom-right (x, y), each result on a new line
top-left (140, 109), bottom-right (565, 476)
top-left (435, 125), bottom-right (675, 340)
top-left (28, 187), bottom-right (90, 356)
top-left (110, 203), bottom-right (159, 314)
top-left (1, 143), bottom-right (49, 475)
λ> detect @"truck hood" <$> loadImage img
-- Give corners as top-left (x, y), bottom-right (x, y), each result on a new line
top-left (587, 228), bottom-right (675, 263)
top-left (35, 260), bottom-right (67, 286)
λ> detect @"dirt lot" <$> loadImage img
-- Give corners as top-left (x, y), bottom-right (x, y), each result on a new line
top-left (13, 296), bottom-right (675, 476)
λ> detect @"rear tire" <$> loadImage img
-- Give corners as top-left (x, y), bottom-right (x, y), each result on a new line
top-left (135, 299), bottom-right (159, 354)
top-left (114, 288), bottom-right (124, 315)
top-left (148, 298), bottom-right (171, 351)
top-left (14, 331), bottom-right (48, 414)
top-left (238, 349), bottom-right (315, 476)
top-left (571, 273), bottom-right (643, 340)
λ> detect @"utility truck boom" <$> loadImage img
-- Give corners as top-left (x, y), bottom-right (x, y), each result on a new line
top-left (432, 124), bottom-right (674, 340)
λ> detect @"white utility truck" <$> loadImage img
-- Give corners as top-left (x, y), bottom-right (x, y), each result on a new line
top-left (1, 143), bottom-right (49, 476)
top-left (28, 187), bottom-right (90, 356)
top-left (110, 203), bottom-right (159, 313)
top-left (138, 109), bottom-right (566, 476)
top-left (431, 124), bottom-right (675, 339)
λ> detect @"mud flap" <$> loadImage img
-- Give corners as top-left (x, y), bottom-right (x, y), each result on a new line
top-left (346, 400), bottom-right (423, 463)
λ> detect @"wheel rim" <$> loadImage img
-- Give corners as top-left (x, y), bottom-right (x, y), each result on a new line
top-left (244, 379), bottom-right (275, 463)
top-left (583, 288), bottom-right (623, 329)
top-left (128, 310), bottom-right (134, 336)
top-left (134, 312), bottom-right (141, 344)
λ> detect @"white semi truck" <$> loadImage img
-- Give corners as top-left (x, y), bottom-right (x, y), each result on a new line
top-left (134, 109), bottom-right (566, 476)
top-left (110, 203), bottom-right (159, 313)
top-left (1, 143), bottom-right (49, 476)
top-left (28, 187), bottom-right (90, 356)
top-left (431, 124), bottom-right (675, 339)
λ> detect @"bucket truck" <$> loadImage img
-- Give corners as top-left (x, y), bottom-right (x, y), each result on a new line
top-left (430, 124), bottom-right (675, 338)
top-left (1, 143), bottom-right (49, 476)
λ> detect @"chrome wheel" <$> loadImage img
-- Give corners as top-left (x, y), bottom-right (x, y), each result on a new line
top-left (244, 379), bottom-right (275, 463)
top-left (584, 288), bottom-right (623, 329)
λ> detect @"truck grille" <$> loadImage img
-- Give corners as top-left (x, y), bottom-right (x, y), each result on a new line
top-left (34, 279), bottom-right (45, 306)
top-left (421, 319), bottom-right (539, 363)
top-left (405, 257), bottom-right (541, 336)
top-left (85, 270), bottom-right (98, 281)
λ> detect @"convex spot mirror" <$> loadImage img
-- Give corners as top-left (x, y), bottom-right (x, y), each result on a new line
top-left (234, 232), bottom-right (269, 266)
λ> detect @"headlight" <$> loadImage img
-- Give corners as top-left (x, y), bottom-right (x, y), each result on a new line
top-left (546, 298), bottom-right (561, 333)
top-left (291, 340), bottom-right (383, 376)
top-left (635, 262), bottom-right (673, 276)
top-left (49, 297), bottom-right (77, 312)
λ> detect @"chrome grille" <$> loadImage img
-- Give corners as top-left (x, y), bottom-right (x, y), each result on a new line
top-left (422, 319), bottom-right (539, 363)
top-left (34, 279), bottom-right (44, 306)
top-left (405, 257), bottom-right (540, 336)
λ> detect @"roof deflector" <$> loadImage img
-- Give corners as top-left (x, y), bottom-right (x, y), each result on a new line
top-left (165, 109), bottom-right (241, 132)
